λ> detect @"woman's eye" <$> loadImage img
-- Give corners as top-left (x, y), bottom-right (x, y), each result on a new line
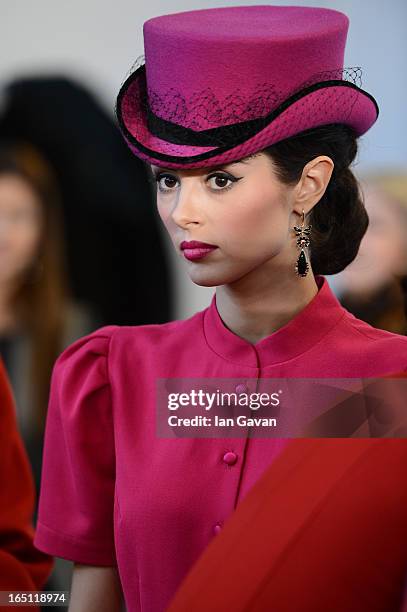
top-left (207, 173), bottom-right (235, 190)
top-left (154, 172), bottom-right (240, 193)
top-left (155, 173), bottom-right (178, 192)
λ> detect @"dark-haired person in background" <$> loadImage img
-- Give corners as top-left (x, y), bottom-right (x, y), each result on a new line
top-left (0, 140), bottom-right (97, 467)
top-left (0, 140), bottom-right (98, 603)
top-left (33, 6), bottom-right (407, 612)
top-left (0, 76), bottom-right (173, 328)
top-left (334, 173), bottom-right (407, 335)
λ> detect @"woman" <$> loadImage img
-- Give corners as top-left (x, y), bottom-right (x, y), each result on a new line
top-left (33, 6), bottom-right (407, 611)
top-left (0, 140), bottom-right (96, 471)
top-left (0, 140), bottom-right (97, 602)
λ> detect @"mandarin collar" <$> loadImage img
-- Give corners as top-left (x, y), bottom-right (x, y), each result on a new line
top-left (203, 275), bottom-right (347, 368)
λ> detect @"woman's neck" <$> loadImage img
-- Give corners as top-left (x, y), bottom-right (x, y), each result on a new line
top-left (215, 270), bottom-right (319, 345)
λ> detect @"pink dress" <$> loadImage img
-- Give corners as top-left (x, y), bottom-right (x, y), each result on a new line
top-left (33, 275), bottom-right (407, 611)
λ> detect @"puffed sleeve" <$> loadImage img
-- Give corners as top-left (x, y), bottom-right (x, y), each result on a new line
top-left (33, 325), bottom-right (119, 566)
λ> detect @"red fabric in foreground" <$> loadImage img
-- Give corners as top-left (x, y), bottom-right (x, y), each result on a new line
top-left (168, 427), bottom-right (407, 611)
top-left (0, 359), bottom-right (53, 609)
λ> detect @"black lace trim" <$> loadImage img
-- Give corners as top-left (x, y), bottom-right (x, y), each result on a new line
top-left (116, 63), bottom-right (379, 164)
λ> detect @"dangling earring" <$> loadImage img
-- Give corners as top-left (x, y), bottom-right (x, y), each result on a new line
top-left (294, 209), bottom-right (312, 277)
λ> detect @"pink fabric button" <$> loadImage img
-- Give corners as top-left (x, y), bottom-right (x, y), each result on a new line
top-left (213, 524), bottom-right (222, 535)
top-left (235, 383), bottom-right (248, 394)
top-left (223, 451), bottom-right (238, 466)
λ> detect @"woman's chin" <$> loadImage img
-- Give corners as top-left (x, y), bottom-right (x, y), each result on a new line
top-left (188, 272), bottom-right (222, 288)
top-left (187, 265), bottom-right (247, 287)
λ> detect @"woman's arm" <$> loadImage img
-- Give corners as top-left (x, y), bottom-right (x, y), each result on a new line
top-left (68, 564), bottom-right (124, 611)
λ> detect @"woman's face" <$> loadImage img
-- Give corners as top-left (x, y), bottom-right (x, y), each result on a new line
top-left (0, 173), bottom-right (43, 285)
top-left (150, 153), bottom-right (297, 287)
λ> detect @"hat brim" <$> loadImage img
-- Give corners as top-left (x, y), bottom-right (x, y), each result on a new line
top-left (116, 65), bottom-right (379, 169)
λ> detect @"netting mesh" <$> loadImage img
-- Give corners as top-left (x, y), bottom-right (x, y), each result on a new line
top-left (114, 53), bottom-right (379, 165)
top-left (118, 54), bottom-right (363, 133)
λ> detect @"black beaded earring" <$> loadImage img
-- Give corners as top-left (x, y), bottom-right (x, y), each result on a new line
top-left (294, 209), bottom-right (312, 277)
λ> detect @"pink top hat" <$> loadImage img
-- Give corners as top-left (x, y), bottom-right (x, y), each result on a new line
top-left (116, 5), bottom-right (379, 169)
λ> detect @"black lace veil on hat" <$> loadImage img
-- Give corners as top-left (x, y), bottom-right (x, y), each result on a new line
top-left (116, 54), bottom-right (376, 151)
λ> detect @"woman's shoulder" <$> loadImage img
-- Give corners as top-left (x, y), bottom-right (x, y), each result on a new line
top-left (342, 309), bottom-right (407, 344)
top-left (55, 324), bottom-right (118, 366)
top-left (340, 309), bottom-right (407, 369)
top-left (108, 308), bottom-right (205, 348)
top-left (55, 308), bottom-right (206, 365)
top-left (49, 325), bottom-right (119, 401)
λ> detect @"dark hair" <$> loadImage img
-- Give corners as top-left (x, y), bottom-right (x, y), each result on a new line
top-left (262, 123), bottom-right (368, 276)
top-left (0, 139), bottom-right (70, 432)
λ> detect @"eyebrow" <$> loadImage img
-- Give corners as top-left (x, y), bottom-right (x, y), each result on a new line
top-left (150, 156), bottom-right (254, 173)
top-left (207, 158), bottom-right (252, 171)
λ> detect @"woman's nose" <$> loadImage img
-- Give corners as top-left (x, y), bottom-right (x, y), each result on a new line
top-left (170, 183), bottom-right (203, 228)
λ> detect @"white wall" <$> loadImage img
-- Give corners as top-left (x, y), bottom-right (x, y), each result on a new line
top-left (2, 0), bottom-right (406, 318)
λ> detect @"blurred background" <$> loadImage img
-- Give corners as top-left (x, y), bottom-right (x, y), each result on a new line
top-left (0, 0), bottom-right (406, 609)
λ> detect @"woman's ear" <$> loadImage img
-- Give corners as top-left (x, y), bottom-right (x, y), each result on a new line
top-left (293, 155), bottom-right (334, 215)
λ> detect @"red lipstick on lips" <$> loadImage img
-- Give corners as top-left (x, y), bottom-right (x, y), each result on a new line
top-left (180, 240), bottom-right (218, 261)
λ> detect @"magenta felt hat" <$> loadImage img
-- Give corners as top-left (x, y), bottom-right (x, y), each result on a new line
top-left (116, 5), bottom-right (379, 169)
